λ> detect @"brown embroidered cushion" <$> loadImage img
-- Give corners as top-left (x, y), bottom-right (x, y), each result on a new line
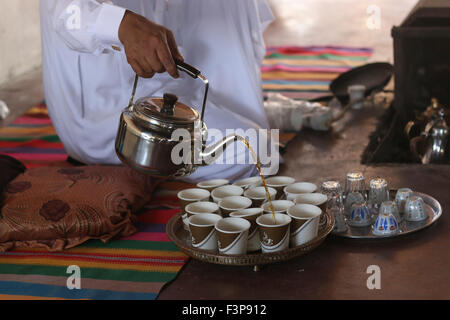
top-left (0, 166), bottom-right (162, 252)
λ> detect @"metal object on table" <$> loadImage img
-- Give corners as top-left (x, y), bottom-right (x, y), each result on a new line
top-left (321, 181), bottom-right (347, 233)
top-left (310, 62), bottom-right (394, 104)
top-left (115, 60), bottom-right (240, 178)
top-left (422, 108), bottom-right (449, 164)
top-left (166, 209), bottom-right (335, 269)
top-left (344, 172), bottom-right (366, 198)
top-left (333, 191), bottom-right (442, 239)
top-left (0, 100), bottom-right (10, 120)
top-left (343, 171), bottom-right (366, 217)
top-left (368, 178), bottom-right (390, 219)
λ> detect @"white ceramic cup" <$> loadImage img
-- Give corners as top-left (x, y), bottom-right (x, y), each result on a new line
top-left (256, 213), bottom-right (292, 253)
top-left (185, 201), bottom-right (220, 218)
top-left (284, 182), bottom-right (318, 201)
top-left (348, 84), bottom-right (366, 110)
top-left (218, 196), bottom-right (252, 217)
top-left (230, 208), bottom-right (264, 252)
top-left (215, 217), bottom-right (251, 255)
top-left (244, 186), bottom-right (277, 207)
top-left (177, 188), bottom-right (211, 230)
top-left (404, 196), bottom-right (428, 222)
top-left (188, 213), bottom-right (222, 252)
top-left (196, 179), bottom-right (229, 192)
top-left (261, 200), bottom-right (295, 215)
top-left (395, 188), bottom-right (413, 214)
top-left (211, 185), bottom-right (244, 203)
top-left (266, 176), bottom-right (296, 199)
top-left (233, 176), bottom-right (263, 190)
top-left (287, 204), bottom-right (321, 247)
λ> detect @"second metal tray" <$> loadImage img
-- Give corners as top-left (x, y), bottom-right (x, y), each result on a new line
top-left (334, 191), bottom-right (442, 239)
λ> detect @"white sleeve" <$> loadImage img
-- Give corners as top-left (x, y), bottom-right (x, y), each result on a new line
top-left (48, 0), bottom-right (126, 54)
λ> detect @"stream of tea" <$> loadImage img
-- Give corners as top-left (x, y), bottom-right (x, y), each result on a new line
top-left (237, 136), bottom-right (277, 224)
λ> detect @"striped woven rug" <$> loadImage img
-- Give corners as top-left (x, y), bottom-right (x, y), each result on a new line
top-left (262, 46), bottom-right (373, 100)
top-left (0, 46), bottom-right (372, 299)
top-left (0, 105), bottom-right (192, 300)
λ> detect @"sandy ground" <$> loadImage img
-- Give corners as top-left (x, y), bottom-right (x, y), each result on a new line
top-left (1, 0), bottom-right (419, 125)
top-left (264, 0), bottom-right (419, 62)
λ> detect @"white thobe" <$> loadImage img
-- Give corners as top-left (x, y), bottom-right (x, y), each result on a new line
top-left (39, 0), bottom-right (274, 182)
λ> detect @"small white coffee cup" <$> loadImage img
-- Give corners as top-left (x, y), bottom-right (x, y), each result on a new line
top-left (287, 204), bottom-right (321, 247)
top-left (196, 179), bottom-right (229, 192)
top-left (284, 182), bottom-right (317, 201)
top-left (188, 213), bottom-right (222, 252)
top-left (266, 176), bottom-right (296, 199)
top-left (211, 185), bottom-right (244, 203)
top-left (218, 196), bottom-right (252, 217)
top-left (256, 213), bottom-right (292, 253)
top-left (215, 217), bottom-right (251, 255)
top-left (178, 188), bottom-right (211, 230)
top-left (244, 186), bottom-right (277, 207)
top-left (233, 176), bottom-right (263, 190)
top-left (185, 201), bottom-right (220, 218)
top-left (261, 200), bottom-right (295, 215)
top-left (230, 208), bottom-right (264, 252)
top-left (348, 84), bottom-right (366, 110)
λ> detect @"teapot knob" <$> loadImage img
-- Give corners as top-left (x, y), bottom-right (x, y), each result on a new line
top-left (161, 93), bottom-right (178, 116)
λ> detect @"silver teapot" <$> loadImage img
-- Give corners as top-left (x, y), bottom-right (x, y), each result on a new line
top-left (115, 61), bottom-right (238, 177)
top-left (422, 108), bottom-right (449, 164)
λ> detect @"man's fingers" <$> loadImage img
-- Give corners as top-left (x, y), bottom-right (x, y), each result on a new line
top-left (138, 56), bottom-right (156, 75)
top-left (144, 52), bottom-right (164, 73)
top-left (156, 38), bottom-right (179, 78)
top-left (132, 59), bottom-right (155, 78)
top-left (129, 59), bottom-right (145, 76)
top-left (166, 30), bottom-right (184, 62)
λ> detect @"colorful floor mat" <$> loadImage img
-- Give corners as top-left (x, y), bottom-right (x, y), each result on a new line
top-left (0, 46), bottom-right (372, 299)
top-left (0, 105), bottom-right (192, 299)
top-left (262, 46), bottom-right (373, 100)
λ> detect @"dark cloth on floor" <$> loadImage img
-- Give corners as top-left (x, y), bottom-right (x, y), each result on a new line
top-left (0, 155), bottom-right (26, 195)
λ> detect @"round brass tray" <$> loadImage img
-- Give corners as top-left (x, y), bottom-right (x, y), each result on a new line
top-left (166, 210), bottom-right (335, 267)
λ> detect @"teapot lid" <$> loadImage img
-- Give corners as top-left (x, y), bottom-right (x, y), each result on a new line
top-left (133, 93), bottom-right (200, 131)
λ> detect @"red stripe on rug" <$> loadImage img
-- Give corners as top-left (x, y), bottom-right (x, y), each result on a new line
top-left (12, 117), bottom-right (53, 125)
top-left (0, 140), bottom-right (64, 149)
top-left (120, 232), bottom-right (171, 242)
top-left (1, 254), bottom-right (186, 266)
top-left (4, 153), bottom-right (68, 161)
top-left (11, 249), bottom-right (184, 261)
top-left (137, 209), bottom-right (181, 224)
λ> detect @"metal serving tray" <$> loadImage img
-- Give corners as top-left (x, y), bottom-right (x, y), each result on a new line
top-left (166, 210), bottom-right (334, 267)
top-left (334, 191), bottom-right (442, 239)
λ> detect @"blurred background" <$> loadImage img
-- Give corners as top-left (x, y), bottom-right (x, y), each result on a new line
top-left (0, 0), bottom-right (418, 98)
top-left (0, 0), bottom-right (41, 85)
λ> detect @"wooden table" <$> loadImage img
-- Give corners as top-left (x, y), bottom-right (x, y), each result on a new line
top-left (158, 102), bottom-right (450, 300)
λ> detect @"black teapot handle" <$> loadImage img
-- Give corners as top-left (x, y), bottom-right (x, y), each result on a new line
top-left (175, 60), bottom-right (201, 79)
top-left (175, 60), bottom-right (209, 123)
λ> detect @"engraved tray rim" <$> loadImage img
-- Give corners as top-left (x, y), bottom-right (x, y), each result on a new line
top-left (166, 210), bottom-right (335, 266)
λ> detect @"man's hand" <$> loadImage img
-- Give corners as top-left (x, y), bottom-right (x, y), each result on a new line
top-left (118, 10), bottom-right (183, 78)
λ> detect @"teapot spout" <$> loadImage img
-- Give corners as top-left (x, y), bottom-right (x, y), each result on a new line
top-left (199, 134), bottom-right (239, 166)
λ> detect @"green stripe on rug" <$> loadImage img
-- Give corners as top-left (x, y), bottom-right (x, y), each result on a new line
top-left (0, 135), bottom-right (61, 143)
top-left (80, 239), bottom-right (181, 251)
top-left (266, 53), bottom-right (370, 61)
top-left (0, 264), bottom-right (178, 283)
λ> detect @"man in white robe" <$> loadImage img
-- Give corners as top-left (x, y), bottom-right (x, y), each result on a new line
top-left (39, 0), bottom-right (274, 182)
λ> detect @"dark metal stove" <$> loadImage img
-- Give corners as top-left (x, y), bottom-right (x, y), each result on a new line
top-left (362, 0), bottom-right (450, 164)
